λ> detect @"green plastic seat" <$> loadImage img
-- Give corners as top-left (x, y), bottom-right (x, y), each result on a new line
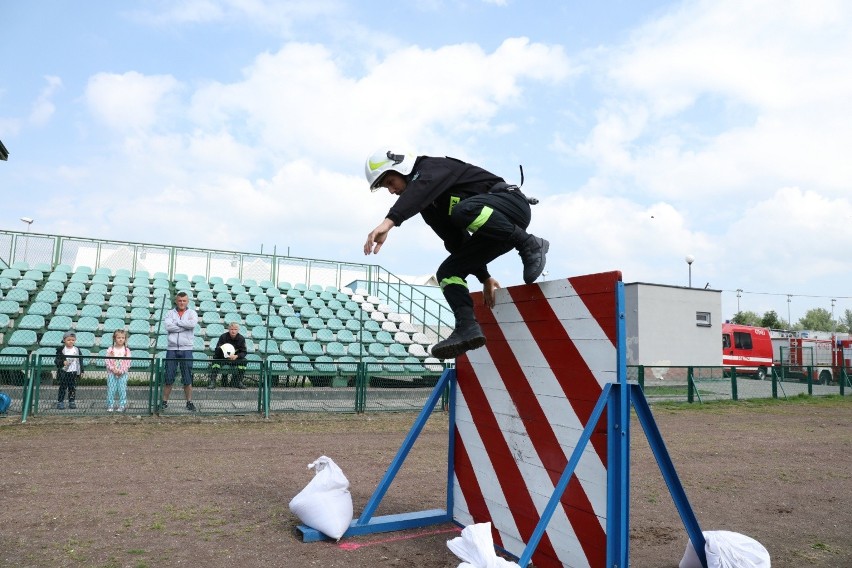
top-left (47, 315), bottom-right (73, 331)
top-left (18, 314), bottom-right (45, 332)
top-left (27, 301), bottom-right (53, 316)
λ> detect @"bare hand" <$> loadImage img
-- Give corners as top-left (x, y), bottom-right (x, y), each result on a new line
top-left (364, 218), bottom-right (395, 255)
top-left (483, 277), bottom-right (501, 309)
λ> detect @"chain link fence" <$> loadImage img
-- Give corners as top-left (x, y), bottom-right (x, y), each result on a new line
top-left (13, 354), bottom-right (448, 420)
top-left (629, 365), bottom-right (852, 403)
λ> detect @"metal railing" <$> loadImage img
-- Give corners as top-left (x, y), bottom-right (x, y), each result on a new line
top-left (629, 364), bottom-right (852, 403)
top-left (15, 354), bottom-right (448, 421)
top-left (0, 228), bottom-right (452, 337)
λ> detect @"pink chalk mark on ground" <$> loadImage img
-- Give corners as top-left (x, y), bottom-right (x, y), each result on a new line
top-left (338, 526), bottom-right (462, 551)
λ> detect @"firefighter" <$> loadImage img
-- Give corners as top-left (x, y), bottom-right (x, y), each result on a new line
top-left (364, 149), bottom-right (549, 360)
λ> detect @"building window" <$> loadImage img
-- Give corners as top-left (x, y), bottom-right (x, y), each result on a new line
top-left (696, 311), bottom-right (711, 327)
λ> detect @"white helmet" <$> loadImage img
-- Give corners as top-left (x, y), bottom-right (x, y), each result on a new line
top-left (220, 343), bottom-right (236, 358)
top-left (365, 148), bottom-right (416, 191)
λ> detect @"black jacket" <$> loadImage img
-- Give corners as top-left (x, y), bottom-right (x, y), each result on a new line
top-left (386, 156), bottom-right (503, 282)
top-left (214, 332), bottom-right (248, 360)
top-left (386, 156), bottom-right (503, 227)
top-left (54, 345), bottom-right (85, 375)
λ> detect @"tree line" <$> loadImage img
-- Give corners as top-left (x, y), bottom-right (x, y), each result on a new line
top-left (730, 308), bottom-right (852, 333)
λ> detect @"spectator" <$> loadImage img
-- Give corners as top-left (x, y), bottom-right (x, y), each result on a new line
top-left (209, 322), bottom-right (248, 389)
top-left (55, 330), bottom-right (84, 410)
top-left (105, 329), bottom-right (131, 412)
top-left (162, 291), bottom-right (198, 412)
top-left (364, 149), bottom-right (548, 360)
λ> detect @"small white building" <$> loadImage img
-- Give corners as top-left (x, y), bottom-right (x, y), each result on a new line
top-left (624, 282), bottom-right (722, 367)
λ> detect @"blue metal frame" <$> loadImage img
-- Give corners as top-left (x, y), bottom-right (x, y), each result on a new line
top-left (296, 368), bottom-right (455, 542)
top-left (631, 383), bottom-right (708, 568)
top-left (516, 382), bottom-right (614, 567)
top-left (607, 280), bottom-right (631, 566)
top-left (297, 281), bottom-right (708, 568)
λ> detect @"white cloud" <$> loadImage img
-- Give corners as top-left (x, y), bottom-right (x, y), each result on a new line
top-left (533, 192), bottom-right (713, 285)
top-left (85, 71), bottom-right (182, 132)
top-left (725, 187), bottom-right (852, 284)
top-left (29, 76), bottom-right (62, 126)
top-left (187, 37), bottom-right (574, 170)
top-left (126, 0), bottom-right (341, 31)
top-left (568, 0), bottom-right (852, 204)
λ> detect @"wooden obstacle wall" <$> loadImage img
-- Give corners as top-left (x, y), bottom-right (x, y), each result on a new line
top-left (452, 272), bottom-right (623, 568)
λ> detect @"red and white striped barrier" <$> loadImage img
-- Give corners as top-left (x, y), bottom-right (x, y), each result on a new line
top-left (453, 272), bottom-right (622, 568)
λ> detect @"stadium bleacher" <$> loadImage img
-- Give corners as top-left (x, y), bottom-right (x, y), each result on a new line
top-left (0, 260), bottom-right (441, 383)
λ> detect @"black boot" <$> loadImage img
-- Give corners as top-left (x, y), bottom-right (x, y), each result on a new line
top-left (207, 373), bottom-right (217, 389)
top-left (431, 319), bottom-right (486, 360)
top-left (235, 371), bottom-right (246, 389)
top-left (518, 235), bottom-right (549, 284)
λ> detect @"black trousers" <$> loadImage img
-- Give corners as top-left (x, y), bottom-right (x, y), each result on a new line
top-left (210, 359), bottom-right (246, 384)
top-left (57, 370), bottom-right (78, 402)
top-left (436, 190), bottom-right (532, 319)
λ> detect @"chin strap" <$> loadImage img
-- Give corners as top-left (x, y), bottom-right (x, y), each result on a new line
top-left (519, 164), bottom-right (538, 204)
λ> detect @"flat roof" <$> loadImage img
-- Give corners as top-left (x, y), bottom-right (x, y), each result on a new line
top-left (625, 281), bottom-right (721, 293)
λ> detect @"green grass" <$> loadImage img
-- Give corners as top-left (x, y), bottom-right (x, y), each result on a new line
top-left (651, 393), bottom-right (852, 412)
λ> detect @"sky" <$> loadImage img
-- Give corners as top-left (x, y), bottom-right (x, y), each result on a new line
top-left (2, 0), bottom-right (852, 325)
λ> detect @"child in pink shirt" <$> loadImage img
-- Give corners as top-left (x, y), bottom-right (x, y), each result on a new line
top-left (105, 330), bottom-right (132, 412)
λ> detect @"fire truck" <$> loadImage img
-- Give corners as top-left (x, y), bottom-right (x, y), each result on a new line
top-left (722, 324), bottom-right (852, 384)
top-left (774, 333), bottom-right (851, 384)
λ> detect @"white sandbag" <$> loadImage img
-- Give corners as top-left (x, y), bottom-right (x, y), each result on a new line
top-left (679, 530), bottom-right (770, 568)
top-left (446, 522), bottom-right (518, 568)
top-left (288, 456), bottom-right (353, 540)
top-left (679, 537), bottom-right (703, 568)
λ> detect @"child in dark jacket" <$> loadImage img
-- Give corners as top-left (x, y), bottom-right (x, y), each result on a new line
top-left (55, 330), bottom-right (84, 410)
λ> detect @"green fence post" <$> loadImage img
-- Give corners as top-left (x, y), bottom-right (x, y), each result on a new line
top-left (771, 366), bottom-right (778, 399)
top-left (637, 365), bottom-right (645, 391)
top-left (687, 366), bottom-right (694, 403)
top-left (807, 366), bottom-right (813, 395)
top-left (730, 366), bottom-right (738, 401)
top-left (841, 367), bottom-right (847, 396)
top-left (150, 358), bottom-right (161, 414)
top-left (21, 359), bottom-right (35, 423)
top-left (355, 363), bottom-right (366, 413)
top-left (32, 355), bottom-right (42, 415)
top-left (263, 365), bottom-right (271, 418)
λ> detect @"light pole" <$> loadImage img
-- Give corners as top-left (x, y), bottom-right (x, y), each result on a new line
top-left (831, 299), bottom-right (836, 331)
top-left (736, 289), bottom-right (742, 313)
top-left (787, 295), bottom-right (792, 329)
top-left (20, 217), bottom-right (34, 263)
top-left (685, 255), bottom-right (694, 287)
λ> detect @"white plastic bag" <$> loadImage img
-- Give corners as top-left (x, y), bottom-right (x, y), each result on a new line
top-left (446, 522), bottom-right (518, 568)
top-left (679, 530), bottom-right (770, 568)
top-left (288, 456), bottom-right (353, 540)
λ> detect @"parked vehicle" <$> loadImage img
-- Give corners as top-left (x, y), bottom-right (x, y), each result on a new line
top-left (722, 324), bottom-right (774, 379)
top-left (723, 323), bottom-right (852, 384)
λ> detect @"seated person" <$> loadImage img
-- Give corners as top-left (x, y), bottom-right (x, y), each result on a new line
top-left (209, 322), bottom-right (248, 389)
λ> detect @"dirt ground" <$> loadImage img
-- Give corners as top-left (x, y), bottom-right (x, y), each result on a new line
top-left (1, 397), bottom-right (849, 568)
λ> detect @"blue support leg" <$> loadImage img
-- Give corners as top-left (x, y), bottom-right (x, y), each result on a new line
top-left (297, 368), bottom-right (455, 541)
top-left (631, 383), bottom-right (707, 568)
top-left (516, 383), bottom-right (613, 568)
